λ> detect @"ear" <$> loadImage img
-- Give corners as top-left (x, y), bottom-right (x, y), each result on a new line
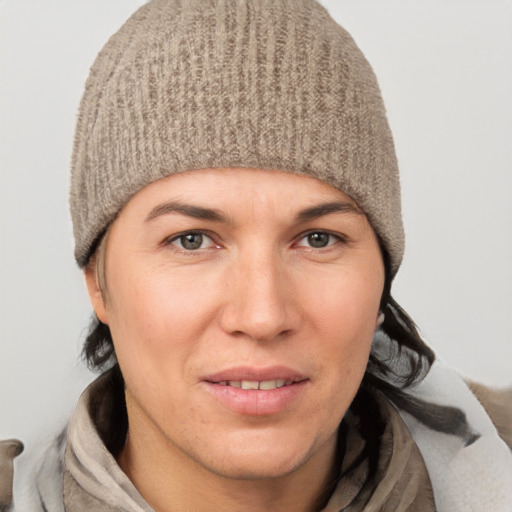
top-left (84, 260), bottom-right (109, 325)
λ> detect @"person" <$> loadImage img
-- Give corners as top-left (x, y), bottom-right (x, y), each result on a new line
top-left (2, 0), bottom-right (511, 511)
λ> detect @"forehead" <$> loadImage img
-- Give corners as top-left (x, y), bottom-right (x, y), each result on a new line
top-left (123, 167), bottom-right (360, 216)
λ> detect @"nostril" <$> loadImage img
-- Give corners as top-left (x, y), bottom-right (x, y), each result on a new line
top-left (254, 328), bottom-right (293, 342)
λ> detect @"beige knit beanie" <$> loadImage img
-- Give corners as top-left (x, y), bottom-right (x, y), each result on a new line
top-left (70, 0), bottom-right (404, 275)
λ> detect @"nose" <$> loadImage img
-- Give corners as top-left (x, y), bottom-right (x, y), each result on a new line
top-left (218, 247), bottom-right (300, 343)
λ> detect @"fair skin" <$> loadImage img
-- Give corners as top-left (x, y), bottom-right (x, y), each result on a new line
top-left (85, 168), bottom-right (385, 512)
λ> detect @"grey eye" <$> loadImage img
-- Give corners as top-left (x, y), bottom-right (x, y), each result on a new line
top-left (178, 233), bottom-right (204, 250)
top-left (307, 232), bottom-right (331, 248)
top-left (169, 231), bottom-right (217, 251)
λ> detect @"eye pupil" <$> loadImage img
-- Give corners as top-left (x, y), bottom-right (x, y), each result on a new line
top-left (181, 233), bottom-right (203, 250)
top-left (308, 232), bottom-right (329, 248)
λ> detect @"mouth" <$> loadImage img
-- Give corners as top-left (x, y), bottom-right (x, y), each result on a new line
top-left (202, 368), bottom-right (309, 415)
top-left (210, 378), bottom-right (304, 390)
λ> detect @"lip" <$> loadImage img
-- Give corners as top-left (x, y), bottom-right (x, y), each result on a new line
top-left (201, 366), bottom-right (309, 416)
top-left (203, 365), bottom-right (307, 384)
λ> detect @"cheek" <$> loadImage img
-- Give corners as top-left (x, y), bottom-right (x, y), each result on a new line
top-left (107, 258), bottom-right (215, 338)
top-left (298, 266), bottom-right (382, 401)
top-left (103, 259), bottom-right (229, 398)
top-left (302, 264), bottom-right (382, 343)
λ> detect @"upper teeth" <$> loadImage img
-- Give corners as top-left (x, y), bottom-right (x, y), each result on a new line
top-left (217, 379), bottom-right (289, 390)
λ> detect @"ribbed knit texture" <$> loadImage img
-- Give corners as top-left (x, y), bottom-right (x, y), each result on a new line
top-left (70, 0), bottom-right (404, 274)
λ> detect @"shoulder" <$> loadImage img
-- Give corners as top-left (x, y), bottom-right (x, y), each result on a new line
top-left (4, 428), bottom-right (67, 512)
top-left (0, 439), bottom-right (24, 511)
top-left (395, 360), bottom-right (512, 512)
top-left (467, 380), bottom-right (512, 449)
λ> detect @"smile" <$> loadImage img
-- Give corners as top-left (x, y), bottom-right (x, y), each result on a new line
top-left (214, 379), bottom-right (299, 390)
top-left (203, 370), bottom-right (309, 415)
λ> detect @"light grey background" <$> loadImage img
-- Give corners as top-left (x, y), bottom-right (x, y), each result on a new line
top-left (1, 0), bottom-right (511, 454)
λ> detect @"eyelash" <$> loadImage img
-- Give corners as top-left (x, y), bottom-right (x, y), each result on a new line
top-left (163, 229), bottom-right (347, 252)
top-left (164, 230), bottom-right (219, 252)
top-left (295, 230), bottom-right (347, 249)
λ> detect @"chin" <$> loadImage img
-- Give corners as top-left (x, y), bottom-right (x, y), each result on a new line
top-left (204, 451), bottom-right (307, 481)
top-left (190, 430), bottom-right (327, 481)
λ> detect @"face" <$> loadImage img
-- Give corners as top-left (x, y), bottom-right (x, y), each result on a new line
top-left (86, 168), bottom-right (385, 482)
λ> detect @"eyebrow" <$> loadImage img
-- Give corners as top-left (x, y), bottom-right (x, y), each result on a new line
top-left (145, 199), bottom-right (361, 224)
top-left (295, 201), bottom-right (362, 223)
top-left (145, 201), bottom-right (228, 223)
